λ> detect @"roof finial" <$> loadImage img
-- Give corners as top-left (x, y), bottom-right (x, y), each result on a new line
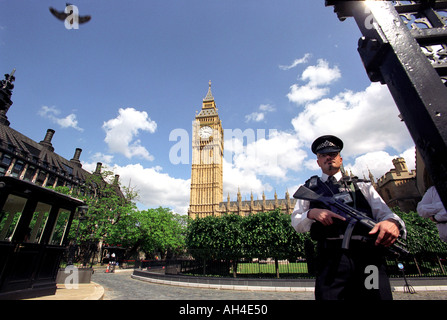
top-left (203, 80), bottom-right (214, 101)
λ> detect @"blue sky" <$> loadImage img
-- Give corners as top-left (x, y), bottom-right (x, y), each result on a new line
top-left (0, 1), bottom-right (415, 214)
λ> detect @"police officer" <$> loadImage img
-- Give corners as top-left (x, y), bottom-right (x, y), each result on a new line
top-left (291, 135), bottom-right (406, 300)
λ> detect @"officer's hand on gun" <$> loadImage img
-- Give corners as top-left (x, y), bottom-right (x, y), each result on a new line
top-left (308, 208), bottom-right (400, 247)
top-left (368, 219), bottom-right (401, 248)
top-left (308, 208), bottom-right (346, 226)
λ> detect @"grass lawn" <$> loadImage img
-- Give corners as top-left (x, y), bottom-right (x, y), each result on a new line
top-left (235, 262), bottom-right (308, 274)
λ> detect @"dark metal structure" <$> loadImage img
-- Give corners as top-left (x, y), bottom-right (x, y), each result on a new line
top-left (325, 0), bottom-right (447, 209)
top-left (0, 176), bottom-right (86, 299)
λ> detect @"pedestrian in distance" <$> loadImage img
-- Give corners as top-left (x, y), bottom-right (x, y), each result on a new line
top-left (109, 252), bottom-right (116, 273)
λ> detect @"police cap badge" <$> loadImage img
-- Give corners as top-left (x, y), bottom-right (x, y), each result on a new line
top-left (311, 135), bottom-right (343, 154)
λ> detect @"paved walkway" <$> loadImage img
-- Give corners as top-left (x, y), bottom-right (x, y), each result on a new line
top-left (26, 282), bottom-right (105, 300)
top-left (24, 268), bottom-right (447, 300)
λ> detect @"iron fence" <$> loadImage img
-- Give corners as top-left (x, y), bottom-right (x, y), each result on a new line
top-left (136, 244), bottom-right (447, 279)
top-left (387, 251), bottom-right (447, 278)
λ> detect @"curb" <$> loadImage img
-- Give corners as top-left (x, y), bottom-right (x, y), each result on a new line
top-left (23, 281), bottom-right (105, 300)
top-left (131, 273), bottom-right (315, 292)
top-left (131, 270), bottom-right (447, 293)
top-left (85, 282), bottom-right (105, 300)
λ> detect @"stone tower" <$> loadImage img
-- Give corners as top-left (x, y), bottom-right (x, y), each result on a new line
top-left (188, 81), bottom-right (224, 219)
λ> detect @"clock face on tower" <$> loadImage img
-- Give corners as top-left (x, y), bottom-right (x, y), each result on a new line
top-left (199, 126), bottom-right (213, 139)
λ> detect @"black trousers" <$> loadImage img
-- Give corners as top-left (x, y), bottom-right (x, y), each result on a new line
top-left (314, 240), bottom-right (393, 300)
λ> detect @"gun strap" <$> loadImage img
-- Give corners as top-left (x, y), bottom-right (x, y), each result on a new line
top-left (348, 182), bottom-right (357, 210)
top-left (342, 219), bottom-right (358, 250)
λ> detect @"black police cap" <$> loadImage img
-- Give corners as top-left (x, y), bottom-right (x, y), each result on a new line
top-left (311, 135), bottom-right (343, 154)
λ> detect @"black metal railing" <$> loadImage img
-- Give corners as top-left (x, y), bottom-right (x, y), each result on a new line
top-left (135, 244), bottom-right (447, 279)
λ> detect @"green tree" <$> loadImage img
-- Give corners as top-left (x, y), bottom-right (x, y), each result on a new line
top-left (186, 215), bottom-right (240, 257)
top-left (186, 210), bottom-right (309, 278)
top-left (215, 214), bottom-right (244, 277)
top-left (186, 213), bottom-right (244, 276)
top-left (186, 215), bottom-right (219, 261)
top-left (106, 207), bottom-right (187, 259)
top-left (393, 208), bottom-right (447, 254)
top-left (68, 169), bottom-right (137, 243)
top-left (243, 209), bottom-right (307, 278)
top-left (52, 168), bottom-right (138, 264)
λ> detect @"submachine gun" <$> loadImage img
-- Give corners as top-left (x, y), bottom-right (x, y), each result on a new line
top-left (293, 185), bottom-right (409, 257)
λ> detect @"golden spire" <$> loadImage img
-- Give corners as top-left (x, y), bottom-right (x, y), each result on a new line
top-left (203, 80), bottom-right (214, 101)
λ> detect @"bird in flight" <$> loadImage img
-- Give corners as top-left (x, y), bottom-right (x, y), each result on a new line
top-left (49, 3), bottom-right (91, 25)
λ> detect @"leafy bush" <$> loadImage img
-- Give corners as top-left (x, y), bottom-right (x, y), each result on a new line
top-left (393, 208), bottom-right (447, 254)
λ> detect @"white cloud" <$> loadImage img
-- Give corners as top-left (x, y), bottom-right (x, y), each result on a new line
top-left (245, 112), bottom-right (265, 123)
top-left (291, 82), bottom-right (413, 157)
top-left (286, 59), bottom-right (341, 105)
top-left (400, 147), bottom-right (417, 170)
top-left (282, 57), bottom-right (414, 191)
top-left (102, 107), bottom-right (157, 160)
top-left (245, 103), bottom-right (276, 123)
top-left (223, 159), bottom-right (268, 198)
top-left (222, 130), bottom-right (310, 200)
top-left (38, 105), bottom-right (83, 132)
top-left (81, 158), bottom-right (191, 214)
top-left (226, 130), bottom-right (307, 181)
top-left (90, 152), bottom-right (114, 165)
top-left (112, 163), bottom-right (191, 215)
top-left (344, 147), bottom-right (416, 181)
top-left (287, 84), bottom-right (329, 105)
top-left (279, 53), bottom-right (312, 70)
top-left (344, 151), bottom-right (397, 180)
top-left (80, 152), bottom-right (190, 213)
top-left (301, 59), bottom-right (341, 86)
top-left (222, 131), bottom-right (311, 201)
top-left (303, 158), bottom-right (320, 172)
top-left (259, 104), bottom-right (275, 112)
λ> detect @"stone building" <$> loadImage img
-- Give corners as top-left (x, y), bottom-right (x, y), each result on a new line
top-left (0, 70), bottom-right (121, 196)
top-left (373, 155), bottom-right (422, 212)
top-left (188, 82), bottom-right (295, 219)
top-left (217, 189), bottom-right (297, 216)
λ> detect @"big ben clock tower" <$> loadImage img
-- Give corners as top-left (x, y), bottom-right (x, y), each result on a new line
top-left (188, 81), bottom-right (224, 219)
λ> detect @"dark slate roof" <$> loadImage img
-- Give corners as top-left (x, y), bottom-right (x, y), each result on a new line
top-left (0, 124), bottom-right (90, 183)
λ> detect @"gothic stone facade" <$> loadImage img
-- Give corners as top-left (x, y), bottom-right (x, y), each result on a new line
top-left (0, 70), bottom-right (122, 197)
top-left (374, 156), bottom-right (422, 212)
top-left (217, 190), bottom-right (297, 217)
top-left (188, 83), bottom-right (296, 219)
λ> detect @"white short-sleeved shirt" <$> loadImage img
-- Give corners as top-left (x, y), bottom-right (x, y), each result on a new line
top-left (291, 171), bottom-right (406, 238)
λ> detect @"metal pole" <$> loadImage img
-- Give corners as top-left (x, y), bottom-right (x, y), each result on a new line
top-left (326, 0), bottom-right (447, 209)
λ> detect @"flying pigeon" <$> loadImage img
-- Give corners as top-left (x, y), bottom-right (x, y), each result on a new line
top-left (49, 3), bottom-right (91, 25)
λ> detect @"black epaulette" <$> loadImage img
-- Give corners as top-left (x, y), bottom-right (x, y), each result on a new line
top-left (304, 175), bottom-right (319, 190)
